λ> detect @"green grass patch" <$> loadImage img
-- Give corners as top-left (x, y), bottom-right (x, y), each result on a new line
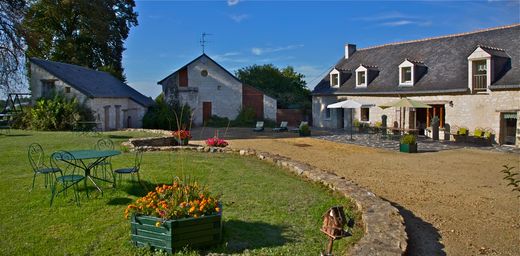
top-left (0, 130), bottom-right (362, 255)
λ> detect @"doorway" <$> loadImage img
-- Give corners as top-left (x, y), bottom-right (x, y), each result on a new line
top-left (203, 102), bottom-right (212, 125)
top-left (336, 108), bottom-right (344, 129)
top-left (416, 108), bottom-right (427, 135)
top-left (501, 112), bottom-right (517, 145)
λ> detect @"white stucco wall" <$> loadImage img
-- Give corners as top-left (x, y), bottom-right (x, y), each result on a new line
top-left (162, 55), bottom-right (243, 126)
top-left (313, 90), bottom-right (520, 145)
top-left (263, 95), bottom-right (277, 121)
top-left (30, 63), bottom-right (147, 130)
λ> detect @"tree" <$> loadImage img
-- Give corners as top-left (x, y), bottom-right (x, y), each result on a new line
top-left (23, 0), bottom-right (138, 81)
top-left (235, 64), bottom-right (311, 109)
top-left (0, 0), bottom-right (27, 94)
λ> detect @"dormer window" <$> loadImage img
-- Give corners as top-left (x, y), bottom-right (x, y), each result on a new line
top-left (398, 59), bottom-right (418, 86)
top-left (355, 65), bottom-right (368, 87)
top-left (329, 69), bottom-right (340, 88)
top-left (467, 45), bottom-right (509, 92)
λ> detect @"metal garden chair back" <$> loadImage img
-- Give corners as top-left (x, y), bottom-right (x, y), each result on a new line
top-left (113, 149), bottom-right (143, 187)
top-left (28, 143), bottom-right (61, 190)
top-left (49, 151), bottom-right (85, 206)
top-left (94, 138), bottom-right (114, 179)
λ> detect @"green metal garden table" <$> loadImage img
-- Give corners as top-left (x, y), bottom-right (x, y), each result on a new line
top-left (59, 150), bottom-right (121, 195)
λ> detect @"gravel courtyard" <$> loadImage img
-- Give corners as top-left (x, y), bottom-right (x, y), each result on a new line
top-left (191, 128), bottom-right (519, 255)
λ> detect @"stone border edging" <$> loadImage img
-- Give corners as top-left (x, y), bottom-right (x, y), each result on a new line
top-left (122, 137), bottom-right (408, 255)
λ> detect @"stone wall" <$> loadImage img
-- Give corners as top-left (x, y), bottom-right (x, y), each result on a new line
top-left (313, 91), bottom-right (520, 146)
top-left (263, 94), bottom-right (277, 121)
top-left (121, 137), bottom-right (408, 255)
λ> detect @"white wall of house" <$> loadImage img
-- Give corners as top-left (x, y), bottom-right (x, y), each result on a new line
top-left (30, 64), bottom-right (147, 131)
top-left (263, 95), bottom-right (277, 121)
top-left (313, 91), bottom-right (520, 145)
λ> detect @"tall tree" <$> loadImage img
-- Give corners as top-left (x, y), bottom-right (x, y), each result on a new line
top-left (236, 64), bottom-right (311, 109)
top-left (23, 0), bottom-right (138, 81)
top-left (0, 0), bottom-right (27, 93)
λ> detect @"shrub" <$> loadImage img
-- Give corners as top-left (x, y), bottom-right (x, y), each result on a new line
top-left (171, 130), bottom-right (192, 140)
top-left (299, 123), bottom-right (311, 136)
top-left (374, 121), bottom-right (382, 128)
top-left (206, 115), bottom-right (231, 127)
top-left (231, 106), bottom-right (256, 127)
top-left (353, 119), bottom-right (360, 127)
top-left (16, 94), bottom-right (93, 131)
top-left (501, 165), bottom-right (520, 197)
top-left (142, 94), bottom-right (191, 130)
top-left (124, 179), bottom-right (221, 221)
top-left (400, 134), bottom-right (417, 144)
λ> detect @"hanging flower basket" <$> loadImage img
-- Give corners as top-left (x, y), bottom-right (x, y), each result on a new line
top-left (125, 181), bottom-right (222, 253)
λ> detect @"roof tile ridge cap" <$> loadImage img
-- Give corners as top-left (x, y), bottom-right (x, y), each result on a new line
top-left (356, 23), bottom-right (520, 51)
top-left (477, 44), bottom-right (506, 52)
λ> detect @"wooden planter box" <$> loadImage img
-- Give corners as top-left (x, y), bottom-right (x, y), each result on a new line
top-left (399, 143), bottom-right (417, 153)
top-left (130, 213), bottom-right (222, 253)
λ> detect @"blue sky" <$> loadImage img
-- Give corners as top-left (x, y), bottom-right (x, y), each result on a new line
top-left (124, 0), bottom-right (520, 98)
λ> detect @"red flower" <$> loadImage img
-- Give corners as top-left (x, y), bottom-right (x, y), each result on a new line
top-left (205, 137), bottom-right (228, 147)
top-left (172, 130), bottom-right (192, 140)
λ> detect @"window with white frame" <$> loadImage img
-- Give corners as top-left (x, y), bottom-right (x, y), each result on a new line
top-left (357, 71), bottom-right (366, 86)
top-left (399, 60), bottom-right (415, 86)
top-left (467, 46), bottom-right (493, 91)
top-left (330, 69), bottom-right (340, 87)
top-left (401, 67), bottom-right (412, 83)
top-left (331, 74), bottom-right (339, 87)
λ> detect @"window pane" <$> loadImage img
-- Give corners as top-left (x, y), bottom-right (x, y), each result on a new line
top-left (325, 108), bottom-right (331, 118)
top-left (402, 67), bottom-right (412, 82)
top-left (357, 72), bottom-right (365, 85)
top-left (361, 108), bottom-right (369, 121)
top-left (331, 74), bottom-right (339, 86)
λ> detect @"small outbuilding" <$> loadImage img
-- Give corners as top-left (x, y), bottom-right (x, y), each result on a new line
top-left (157, 54), bottom-right (277, 126)
top-left (29, 58), bottom-right (154, 130)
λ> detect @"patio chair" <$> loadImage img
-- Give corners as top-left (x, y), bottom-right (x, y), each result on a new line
top-left (50, 151), bottom-right (85, 206)
top-left (273, 121), bottom-right (288, 132)
top-left (253, 121), bottom-right (264, 132)
top-left (94, 138), bottom-right (114, 179)
top-left (113, 150), bottom-right (143, 188)
top-left (28, 143), bottom-right (62, 190)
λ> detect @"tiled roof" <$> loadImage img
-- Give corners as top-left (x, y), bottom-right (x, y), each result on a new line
top-left (30, 58), bottom-right (154, 107)
top-left (313, 24), bottom-right (520, 95)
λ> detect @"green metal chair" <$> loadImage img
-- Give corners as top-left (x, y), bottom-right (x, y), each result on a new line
top-left (113, 150), bottom-right (143, 188)
top-left (94, 138), bottom-right (114, 179)
top-left (50, 151), bottom-right (86, 206)
top-left (28, 143), bottom-right (62, 190)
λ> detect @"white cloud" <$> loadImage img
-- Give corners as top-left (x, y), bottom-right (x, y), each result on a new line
top-left (382, 20), bottom-right (432, 27)
top-left (294, 65), bottom-right (328, 88)
top-left (251, 44), bottom-right (304, 56)
top-left (227, 0), bottom-right (240, 6)
top-left (229, 14), bottom-right (249, 23)
top-left (212, 52), bottom-right (250, 63)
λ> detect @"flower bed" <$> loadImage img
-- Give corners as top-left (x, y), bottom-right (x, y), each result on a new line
top-left (172, 130), bottom-right (192, 145)
top-left (205, 137), bottom-right (228, 147)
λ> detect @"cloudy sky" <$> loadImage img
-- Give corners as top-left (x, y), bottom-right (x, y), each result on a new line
top-left (123, 0), bottom-right (519, 98)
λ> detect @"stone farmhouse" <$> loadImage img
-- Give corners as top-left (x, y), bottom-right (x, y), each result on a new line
top-left (312, 24), bottom-right (520, 146)
top-left (158, 54), bottom-right (277, 126)
top-left (30, 58), bottom-right (154, 130)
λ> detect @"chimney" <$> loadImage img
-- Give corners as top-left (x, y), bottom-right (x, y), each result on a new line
top-left (345, 44), bottom-right (356, 59)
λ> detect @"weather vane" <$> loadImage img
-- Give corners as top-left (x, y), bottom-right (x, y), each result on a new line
top-left (200, 33), bottom-right (212, 54)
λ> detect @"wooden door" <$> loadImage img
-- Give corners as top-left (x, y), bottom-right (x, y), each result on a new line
top-left (203, 102), bottom-right (212, 125)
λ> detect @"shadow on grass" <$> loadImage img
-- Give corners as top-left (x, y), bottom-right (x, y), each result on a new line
top-left (388, 201), bottom-right (446, 256)
top-left (218, 220), bottom-right (293, 253)
top-left (107, 197), bottom-right (133, 205)
top-left (0, 133), bottom-right (31, 137)
top-left (120, 179), bottom-right (158, 197)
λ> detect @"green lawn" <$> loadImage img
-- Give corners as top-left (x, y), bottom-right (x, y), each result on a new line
top-left (0, 130), bottom-right (362, 255)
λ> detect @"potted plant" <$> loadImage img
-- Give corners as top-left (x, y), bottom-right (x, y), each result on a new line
top-left (399, 134), bottom-right (417, 153)
top-left (205, 137), bottom-right (228, 147)
top-left (125, 179), bottom-right (222, 253)
top-left (172, 130), bottom-right (192, 146)
top-left (299, 123), bottom-right (311, 137)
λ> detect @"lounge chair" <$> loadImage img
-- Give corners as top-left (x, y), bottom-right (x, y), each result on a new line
top-left (253, 121), bottom-right (264, 132)
top-left (290, 121), bottom-right (308, 133)
top-left (273, 121), bottom-right (288, 132)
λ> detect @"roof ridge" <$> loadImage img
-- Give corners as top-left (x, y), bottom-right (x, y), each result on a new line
top-left (357, 23), bottom-right (520, 51)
